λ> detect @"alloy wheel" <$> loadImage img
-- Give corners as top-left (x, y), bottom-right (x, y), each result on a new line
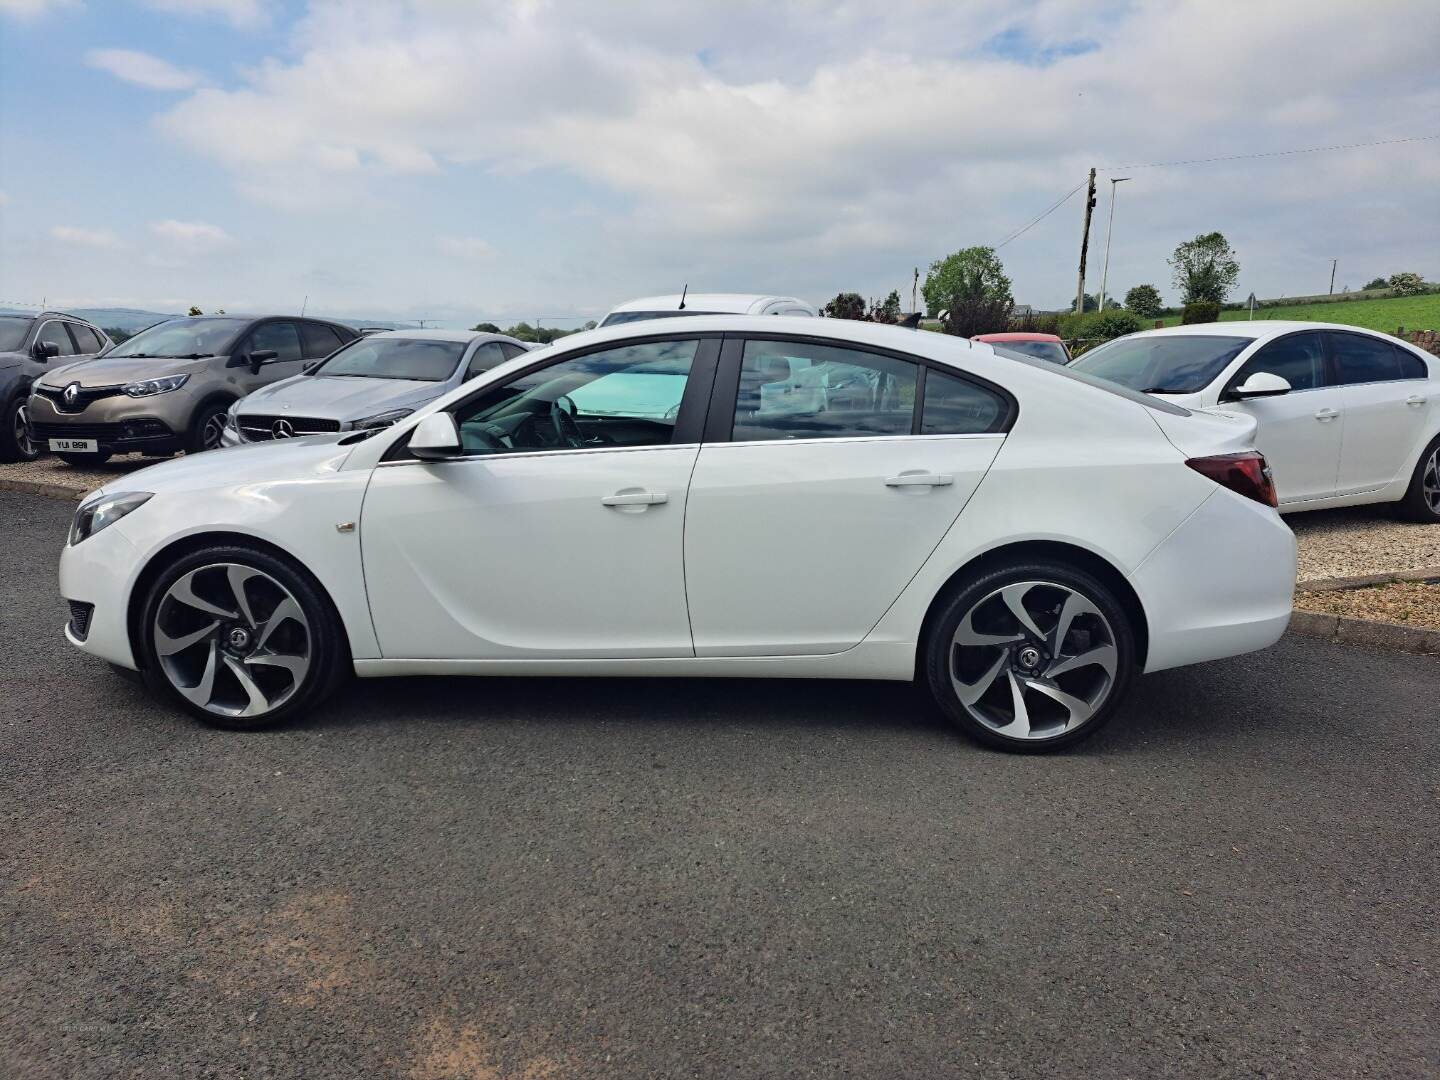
top-left (1424, 448), bottom-right (1440, 515)
top-left (949, 580), bottom-right (1118, 742)
top-left (14, 400), bottom-right (36, 459)
top-left (201, 413), bottom-right (227, 450)
top-left (153, 562), bottom-right (311, 718)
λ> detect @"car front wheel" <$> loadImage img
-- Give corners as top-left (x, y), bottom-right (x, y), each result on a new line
top-left (137, 544), bottom-right (348, 730)
top-left (0, 395), bottom-right (41, 463)
top-left (924, 560), bottom-right (1137, 752)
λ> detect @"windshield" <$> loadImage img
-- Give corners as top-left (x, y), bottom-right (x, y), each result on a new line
top-left (0, 319), bottom-right (29, 353)
top-left (1069, 334), bottom-right (1254, 394)
top-left (999, 340), bottom-right (1068, 364)
top-left (314, 337), bottom-right (466, 381)
top-left (599, 310), bottom-right (721, 327)
top-left (104, 317), bottom-right (241, 359)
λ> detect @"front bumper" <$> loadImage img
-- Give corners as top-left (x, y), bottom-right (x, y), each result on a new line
top-left (29, 392), bottom-right (184, 456)
top-left (58, 518), bottom-right (141, 669)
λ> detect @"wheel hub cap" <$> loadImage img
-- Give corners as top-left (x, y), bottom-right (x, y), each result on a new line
top-left (1015, 645), bottom-right (1043, 671)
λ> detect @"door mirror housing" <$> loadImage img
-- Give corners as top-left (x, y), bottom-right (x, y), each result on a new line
top-left (32, 341), bottom-right (60, 360)
top-left (409, 412), bottom-right (462, 460)
top-left (245, 349), bottom-right (279, 373)
top-left (1229, 371), bottom-right (1292, 400)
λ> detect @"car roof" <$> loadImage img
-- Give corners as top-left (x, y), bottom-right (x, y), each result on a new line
top-left (362, 328), bottom-right (525, 345)
top-left (972, 332), bottom-right (1063, 343)
top-left (606, 293), bottom-right (812, 314)
top-left (1122, 320), bottom-right (1401, 340)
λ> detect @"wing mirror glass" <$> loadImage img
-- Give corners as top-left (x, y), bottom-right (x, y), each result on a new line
top-left (33, 341), bottom-right (60, 360)
top-left (409, 412), bottom-right (462, 460)
top-left (1230, 372), bottom-right (1292, 400)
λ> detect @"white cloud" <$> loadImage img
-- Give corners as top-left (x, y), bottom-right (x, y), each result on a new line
top-left (437, 235), bottom-right (495, 260)
top-left (149, 219), bottom-right (232, 248)
top-left (141, 0), bottom-right (266, 27)
top-left (0, 191), bottom-right (10, 206)
top-left (50, 225), bottom-right (121, 248)
top-left (85, 48), bottom-right (203, 91)
top-left (0, 0), bottom-right (77, 17)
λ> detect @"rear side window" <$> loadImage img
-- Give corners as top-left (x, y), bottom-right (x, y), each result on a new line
top-left (1394, 345), bottom-right (1429, 380)
top-left (464, 342), bottom-right (508, 380)
top-left (1327, 332), bottom-right (1403, 385)
top-left (1229, 332), bottom-right (1326, 392)
top-left (301, 322), bottom-right (344, 359)
top-left (731, 340), bottom-right (917, 441)
top-left (35, 321), bottom-right (77, 356)
top-left (248, 322), bottom-right (303, 363)
top-left (497, 342), bottom-right (527, 360)
top-left (68, 324), bottom-right (104, 353)
top-left (921, 370), bottom-right (1006, 434)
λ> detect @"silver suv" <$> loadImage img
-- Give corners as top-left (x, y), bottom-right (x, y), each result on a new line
top-left (0, 312), bottom-right (109, 462)
top-left (29, 314), bottom-right (357, 465)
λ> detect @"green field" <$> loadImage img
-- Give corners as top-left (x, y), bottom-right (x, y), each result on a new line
top-left (1159, 293), bottom-right (1440, 332)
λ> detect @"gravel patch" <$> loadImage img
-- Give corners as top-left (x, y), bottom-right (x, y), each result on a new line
top-left (0, 454), bottom-right (161, 497)
top-left (1295, 580), bottom-right (1440, 630)
top-left (1289, 507), bottom-right (1440, 582)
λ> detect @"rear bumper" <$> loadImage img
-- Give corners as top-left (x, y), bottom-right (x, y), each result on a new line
top-left (1131, 490), bottom-right (1297, 673)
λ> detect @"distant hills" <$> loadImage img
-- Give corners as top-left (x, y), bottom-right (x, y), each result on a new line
top-left (0, 306), bottom-right (420, 333)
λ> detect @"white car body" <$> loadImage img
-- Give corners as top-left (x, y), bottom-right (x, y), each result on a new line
top-left (59, 317), bottom-right (1296, 745)
top-left (1071, 321), bottom-right (1440, 513)
top-left (600, 293), bottom-right (818, 327)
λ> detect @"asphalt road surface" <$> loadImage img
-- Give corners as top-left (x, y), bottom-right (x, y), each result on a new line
top-left (2, 491), bottom-right (1437, 1079)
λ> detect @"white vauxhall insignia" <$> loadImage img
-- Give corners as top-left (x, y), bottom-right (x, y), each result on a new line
top-left (59, 316), bottom-right (1297, 751)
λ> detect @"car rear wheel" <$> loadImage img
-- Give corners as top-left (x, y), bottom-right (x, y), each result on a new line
top-left (924, 561), bottom-right (1136, 752)
top-left (137, 544), bottom-right (348, 730)
top-left (1397, 436), bottom-right (1440, 524)
top-left (55, 451), bottom-right (113, 466)
top-left (0, 395), bottom-right (41, 463)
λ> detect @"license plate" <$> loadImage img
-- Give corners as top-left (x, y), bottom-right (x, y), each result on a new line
top-left (48, 438), bottom-right (98, 453)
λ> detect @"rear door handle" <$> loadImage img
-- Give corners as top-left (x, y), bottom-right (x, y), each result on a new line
top-left (601, 491), bottom-right (668, 506)
top-left (1314, 408), bottom-right (1339, 421)
top-left (1406, 394), bottom-right (1427, 407)
top-left (885, 472), bottom-right (954, 487)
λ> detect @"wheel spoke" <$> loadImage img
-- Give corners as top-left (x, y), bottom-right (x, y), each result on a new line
top-left (170, 569), bottom-right (237, 619)
top-left (1023, 676), bottom-right (1096, 729)
top-left (223, 655), bottom-right (271, 716)
top-left (951, 649), bottom-right (1008, 705)
top-left (999, 584), bottom-right (1046, 640)
top-left (245, 651), bottom-right (309, 680)
top-left (156, 619), bottom-right (219, 656)
top-left (1047, 591), bottom-right (1100, 656)
top-left (994, 670), bottom-right (1032, 738)
top-left (1045, 643), bottom-right (1117, 680)
top-left (256, 597), bottom-right (303, 651)
top-left (954, 608), bottom-right (1025, 647)
top-left (226, 565), bottom-right (262, 628)
top-left (175, 638), bottom-right (221, 708)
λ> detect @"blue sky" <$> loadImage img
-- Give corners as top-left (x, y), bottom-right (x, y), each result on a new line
top-left (1, 0), bottom-right (1437, 327)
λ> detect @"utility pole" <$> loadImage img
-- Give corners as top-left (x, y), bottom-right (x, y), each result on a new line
top-left (1097, 176), bottom-right (1130, 314)
top-left (911, 267), bottom-right (919, 315)
top-left (1329, 259), bottom-right (1337, 296)
top-left (1074, 168), bottom-right (1097, 314)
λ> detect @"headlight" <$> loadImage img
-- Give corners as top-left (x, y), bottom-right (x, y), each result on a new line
top-left (123, 374), bottom-right (190, 398)
top-left (352, 408), bottom-right (413, 430)
top-left (69, 491), bottom-right (153, 546)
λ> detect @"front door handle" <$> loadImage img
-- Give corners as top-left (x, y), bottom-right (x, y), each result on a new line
top-left (1406, 395), bottom-right (1427, 407)
top-left (885, 471), bottom-right (954, 487)
top-left (1314, 408), bottom-right (1339, 422)
top-left (601, 491), bottom-right (668, 506)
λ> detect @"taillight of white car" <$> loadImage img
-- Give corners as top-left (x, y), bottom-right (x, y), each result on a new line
top-left (1186, 451), bottom-right (1278, 508)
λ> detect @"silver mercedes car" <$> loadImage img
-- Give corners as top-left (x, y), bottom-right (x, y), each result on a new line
top-left (221, 329), bottom-right (530, 445)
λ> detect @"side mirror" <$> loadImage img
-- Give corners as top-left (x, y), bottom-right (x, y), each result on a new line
top-left (32, 341), bottom-right (60, 360)
top-left (1229, 371), bottom-right (1292, 400)
top-left (409, 412), bottom-right (462, 460)
top-left (246, 349), bottom-right (279, 373)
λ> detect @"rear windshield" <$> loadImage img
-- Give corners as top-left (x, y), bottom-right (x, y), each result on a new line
top-left (998, 340), bottom-right (1068, 364)
top-left (1069, 334), bottom-right (1254, 394)
top-left (599, 310), bottom-right (720, 327)
top-left (314, 337), bottom-right (467, 381)
top-left (105, 317), bottom-right (242, 359)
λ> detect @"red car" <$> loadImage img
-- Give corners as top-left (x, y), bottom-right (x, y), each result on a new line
top-left (972, 332), bottom-right (1070, 365)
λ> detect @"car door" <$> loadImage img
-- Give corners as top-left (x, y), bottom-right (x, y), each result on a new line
top-left (1217, 331), bottom-right (1343, 505)
top-left (1325, 330), bottom-right (1433, 495)
top-left (683, 336), bottom-right (1011, 657)
top-left (360, 335), bottom-right (719, 660)
top-left (240, 320), bottom-right (305, 390)
top-left (461, 342), bottom-right (508, 382)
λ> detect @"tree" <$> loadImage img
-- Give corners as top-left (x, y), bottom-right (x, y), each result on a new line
top-left (471, 322), bottom-right (501, 333)
top-left (1168, 232), bottom-right (1240, 305)
top-left (583, 320), bottom-right (597, 331)
top-left (922, 247), bottom-right (1012, 317)
top-left (1387, 271), bottom-right (1425, 296)
top-left (1363, 277), bottom-right (1388, 291)
top-left (102, 326), bottom-right (132, 344)
top-left (868, 290), bottom-right (902, 324)
top-left (187, 306), bottom-right (203, 316)
top-left (1124, 284), bottom-right (1163, 319)
top-left (822, 292), bottom-right (866, 320)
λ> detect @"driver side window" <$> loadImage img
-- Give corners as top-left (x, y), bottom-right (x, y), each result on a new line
top-left (1227, 332), bottom-right (1326, 394)
top-left (451, 339), bottom-right (699, 456)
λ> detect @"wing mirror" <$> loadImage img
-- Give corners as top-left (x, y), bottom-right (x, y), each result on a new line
top-left (408, 412), bottom-right (462, 460)
top-left (247, 349), bottom-right (279, 373)
top-left (1229, 372), bottom-right (1292, 400)
top-left (32, 341), bottom-right (60, 360)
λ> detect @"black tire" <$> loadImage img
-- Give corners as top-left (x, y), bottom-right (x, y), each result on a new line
top-left (136, 543), bottom-right (350, 731)
top-left (924, 560), bottom-right (1137, 753)
top-left (1396, 434), bottom-right (1440, 524)
top-left (0, 393), bottom-right (41, 463)
top-left (56, 451), bottom-right (113, 466)
top-left (186, 401), bottom-right (230, 454)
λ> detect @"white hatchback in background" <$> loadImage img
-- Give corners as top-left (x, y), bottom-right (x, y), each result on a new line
top-left (58, 316), bottom-right (1296, 752)
top-left (600, 293), bottom-right (817, 327)
top-left (1069, 322), bottom-right (1440, 522)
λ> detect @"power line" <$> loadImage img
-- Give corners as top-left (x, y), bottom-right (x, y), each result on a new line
top-left (1100, 133), bottom-right (1440, 171)
top-left (993, 179), bottom-right (1087, 250)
